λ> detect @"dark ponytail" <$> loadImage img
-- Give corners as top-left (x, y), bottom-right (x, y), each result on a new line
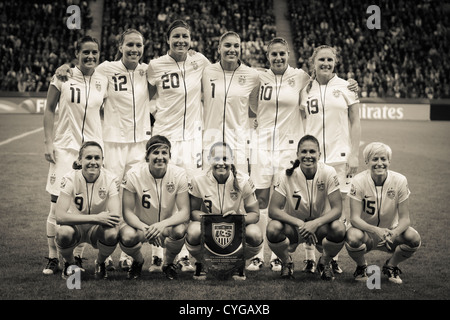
top-left (285, 159), bottom-right (300, 176)
top-left (230, 164), bottom-right (241, 193)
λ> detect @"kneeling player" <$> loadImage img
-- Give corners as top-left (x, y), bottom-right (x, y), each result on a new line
top-left (345, 142), bottom-right (421, 284)
top-left (55, 141), bottom-right (121, 280)
top-left (119, 135), bottom-right (190, 280)
top-left (186, 141), bottom-right (263, 280)
top-left (267, 135), bottom-right (346, 280)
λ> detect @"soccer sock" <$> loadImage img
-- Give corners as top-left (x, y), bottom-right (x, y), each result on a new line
top-left (252, 207), bottom-right (268, 261)
top-left (46, 223), bottom-right (58, 259)
top-left (55, 241), bottom-right (77, 264)
top-left (322, 238), bottom-right (345, 264)
top-left (304, 243), bottom-right (316, 261)
top-left (345, 242), bottom-right (367, 266)
top-left (164, 236), bottom-right (185, 265)
top-left (119, 241), bottom-right (143, 263)
top-left (97, 240), bottom-right (117, 263)
top-left (185, 239), bottom-right (203, 262)
top-left (388, 243), bottom-right (419, 266)
top-left (267, 237), bottom-right (290, 264)
top-left (46, 204), bottom-right (58, 259)
top-left (245, 239), bottom-right (263, 260)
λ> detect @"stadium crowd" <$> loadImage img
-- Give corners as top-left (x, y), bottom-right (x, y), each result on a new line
top-left (288, 0), bottom-right (450, 99)
top-left (0, 0), bottom-right (449, 99)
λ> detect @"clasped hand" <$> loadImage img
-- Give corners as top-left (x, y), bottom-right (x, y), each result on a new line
top-left (144, 223), bottom-right (165, 247)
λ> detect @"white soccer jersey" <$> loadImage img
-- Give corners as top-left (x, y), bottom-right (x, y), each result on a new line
top-left (59, 168), bottom-right (119, 215)
top-left (148, 52), bottom-right (210, 141)
top-left (189, 169), bottom-right (255, 215)
top-left (122, 163), bottom-right (188, 225)
top-left (300, 75), bottom-right (359, 164)
top-left (255, 66), bottom-right (308, 151)
top-left (274, 162), bottom-right (340, 221)
top-left (348, 170), bottom-right (410, 229)
top-left (97, 61), bottom-right (151, 143)
top-left (52, 67), bottom-right (107, 151)
top-left (202, 62), bottom-right (259, 151)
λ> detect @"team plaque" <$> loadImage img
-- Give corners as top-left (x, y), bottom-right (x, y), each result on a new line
top-left (201, 214), bottom-right (245, 280)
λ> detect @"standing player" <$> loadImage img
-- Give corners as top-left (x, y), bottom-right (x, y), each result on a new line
top-left (248, 38), bottom-right (359, 273)
top-left (119, 135), bottom-right (190, 280)
top-left (202, 31), bottom-right (260, 174)
top-left (248, 37), bottom-right (309, 272)
top-left (186, 141), bottom-right (262, 280)
top-left (54, 29), bottom-right (153, 271)
top-left (43, 36), bottom-right (108, 275)
top-left (147, 20), bottom-right (210, 272)
top-left (55, 141), bottom-right (121, 280)
top-left (300, 45), bottom-right (361, 274)
top-left (267, 135), bottom-right (346, 280)
top-left (345, 142), bottom-right (421, 284)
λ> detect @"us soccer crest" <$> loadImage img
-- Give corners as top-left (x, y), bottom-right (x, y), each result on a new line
top-left (191, 61), bottom-right (198, 70)
top-left (139, 69), bottom-right (145, 77)
top-left (230, 189), bottom-right (238, 201)
top-left (288, 78), bottom-right (295, 87)
top-left (212, 222), bottom-right (234, 248)
top-left (202, 214), bottom-right (245, 280)
top-left (317, 180), bottom-right (325, 191)
top-left (387, 188), bottom-right (396, 199)
top-left (50, 173), bottom-right (56, 185)
top-left (238, 75), bottom-right (246, 86)
top-left (333, 89), bottom-right (341, 98)
top-left (98, 187), bottom-right (106, 199)
top-left (166, 182), bottom-right (175, 193)
top-left (95, 81), bottom-right (102, 91)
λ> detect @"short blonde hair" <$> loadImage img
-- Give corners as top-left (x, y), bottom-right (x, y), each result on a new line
top-left (363, 142), bottom-right (392, 164)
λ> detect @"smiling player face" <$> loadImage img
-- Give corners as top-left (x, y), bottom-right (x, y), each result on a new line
top-left (314, 48), bottom-right (336, 80)
top-left (148, 146), bottom-right (170, 172)
top-left (81, 145), bottom-right (103, 181)
top-left (268, 42), bottom-right (289, 75)
top-left (168, 27), bottom-right (191, 58)
top-left (76, 41), bottom-right (99, 74)
top-left (297, 140), bottom-right (320, 172)
top-left (209, 145), bottom-right (234, 181)
top-left (219, 35), bottom-right (241, 66)
top-left (367, 150), bottom-right (390, 180)
top-left (119, 33), bottom-right (144, 68)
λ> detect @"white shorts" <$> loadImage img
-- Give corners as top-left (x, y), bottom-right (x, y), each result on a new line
top-left (46, 148), bottom-right (78, 196)
top-left (57, 223), bottom-right (101, 248)
top-left (329, 163), bottom-right (352, 194)
top-left (250, 148), bottom-right (296, 189)
top-left (171, 138), bottom-right (203, 180)
top-left (103, 141), bottom-right (147, 181)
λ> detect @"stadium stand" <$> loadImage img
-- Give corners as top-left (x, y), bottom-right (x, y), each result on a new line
top-left (0, 1), bottom-right (92, 92)
top-left (0, 0), bottom-right (449, 99)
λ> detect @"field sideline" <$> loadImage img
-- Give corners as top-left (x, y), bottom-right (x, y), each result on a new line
top-left (0, 114), bottom-right (449, 307)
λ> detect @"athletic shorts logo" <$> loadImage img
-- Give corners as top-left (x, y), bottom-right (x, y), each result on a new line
top-left (212, 223), bottom-right (234, 248)
top-left (60, 177), bottom-right (67, 189)
top-left (50, 174), bottom-right (56, 185)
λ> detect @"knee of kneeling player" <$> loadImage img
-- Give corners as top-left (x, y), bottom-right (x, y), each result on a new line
top-left (266, 220), bottom-right (284, 240)
top-left (245, 224), bottom-right (263, 246)
top-left (345, 227), bottom-right (365, 248)
top-left (56, 225), bottom-right (77, 245)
